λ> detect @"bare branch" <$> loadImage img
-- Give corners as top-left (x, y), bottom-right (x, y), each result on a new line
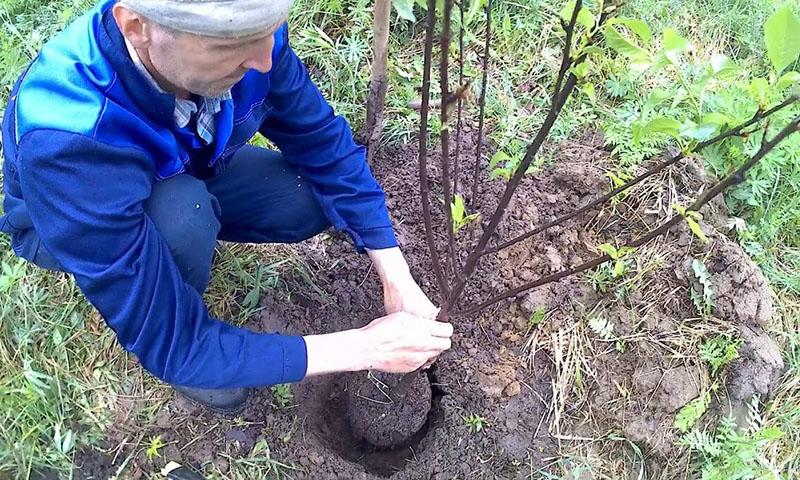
top-left (484, 94), bottom-right (800, 255)
top-left (457, 115), bottom-right (800, 315)
top-left (453, 0), bottom-right (466, 197)
top-left (447, 0), bottom-right (587, 310)
top-left (470, 0), bottom-right (493, 208)
top-left (441, 0), bottom-right (459, 280)
top-left (417, 0), bottom-right (449, 301)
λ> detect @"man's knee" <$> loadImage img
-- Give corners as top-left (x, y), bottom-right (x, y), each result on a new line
top-left (278, 181), bottom-right (330, 243)
top-left (212, 148), bottom-right (331, 244)
top-left (145, 175), bottom-right (221, 293)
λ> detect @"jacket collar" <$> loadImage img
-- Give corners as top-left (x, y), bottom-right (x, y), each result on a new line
top-left (97, 5), bottom-right (176, 129)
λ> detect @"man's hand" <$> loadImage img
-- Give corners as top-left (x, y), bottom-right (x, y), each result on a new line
top-left (304, 311), bottom-right (453, 376)
top-left (367, 247), bottom-right (438, 318)
top-left (357, 312), bottom-right (453, 372)
top-left (303, 248), bottom-right (452, 377)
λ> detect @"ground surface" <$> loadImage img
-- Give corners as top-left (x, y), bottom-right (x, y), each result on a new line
top-left (70, 129), bottom-right (783, 479)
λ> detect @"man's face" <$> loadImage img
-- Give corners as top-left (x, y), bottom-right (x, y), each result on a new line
top-left (146, 21), bottom-right (282, 98)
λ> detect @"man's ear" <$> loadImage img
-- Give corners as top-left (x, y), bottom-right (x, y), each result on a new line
top-left (112, 3), bottom-right (152, 48)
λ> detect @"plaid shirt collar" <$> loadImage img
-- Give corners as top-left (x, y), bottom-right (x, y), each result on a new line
top-left (124, 39), bottom-right (231, 144)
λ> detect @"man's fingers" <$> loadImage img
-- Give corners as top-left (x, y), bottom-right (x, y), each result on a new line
top-left (425, 336), bottom-right (451, 352)
top-left (429, 321), bottom-right (454, 338)
top-left (425, 307), bottom-right (441, 320)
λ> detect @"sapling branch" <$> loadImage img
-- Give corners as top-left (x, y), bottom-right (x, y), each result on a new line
top-left (417, 0), bottom-right (449, 301)
top-left (456, 115), bottom-right (800, 315)
top-left (445, 0), bottom-right (587, 311)
top-left (551, 1), bottom-right (581, 106)
top-left (441, 0), bottom-right (458, 280)
top-left (453, 0), bottom-right (466, 197)
top-left (484, 94), bottom-right (800, 255)
top-left (470, 0), bottom-right (493, 207)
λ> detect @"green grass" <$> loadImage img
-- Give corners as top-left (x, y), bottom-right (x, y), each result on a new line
top-left (0, 236), bottom-right (121, 477)
top-left (1, 0), bottom-right (799, 478)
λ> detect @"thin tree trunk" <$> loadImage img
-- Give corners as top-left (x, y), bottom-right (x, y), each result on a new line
top-left (364, 0), bottom-right (392, 163)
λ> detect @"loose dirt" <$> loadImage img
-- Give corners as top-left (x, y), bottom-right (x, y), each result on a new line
top-left (73, 128), bottom-right (783, 479)
top-left (346, 371), bottom-right (432, 449)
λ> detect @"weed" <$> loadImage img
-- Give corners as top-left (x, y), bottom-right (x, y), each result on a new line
top-left (674, 205), bottom-right (709, 244)
top-left (585, 264), bottom-right (614, 294)
top-left (450, 194), bottom-right (480, 233)
top-left (598, 243), bottom-right (636, 278)
top-left (681, 396), bottom-right (783, 478)
top-left (699, 335), bottom-right (742, 376)
top-left (528, 306), bottom-right (546, 330)
top-left (145, 434), bottom-right (166, 461)
top-left (270, 384), bottom-right (294, 410)
top-left (691, 258), bottom-right (714, 316)
top-left (212, 439), bottom-right (295, 479)
top-left (588, 316), bottom-right (615, 341)
top-left (674, 390), bottom-right (711, 433)
top-left (464, 413), bottom-right (487, 433)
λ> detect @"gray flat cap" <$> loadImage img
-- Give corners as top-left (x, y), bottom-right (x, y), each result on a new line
top-left (119, 0), bottom-right (294, 38)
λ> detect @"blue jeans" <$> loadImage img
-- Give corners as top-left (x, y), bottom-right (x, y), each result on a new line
top-left (26, 146), bottom-right (330, 294)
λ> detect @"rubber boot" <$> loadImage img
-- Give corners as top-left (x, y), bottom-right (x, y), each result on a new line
top-left (172, 385), bottom-right (250, 416)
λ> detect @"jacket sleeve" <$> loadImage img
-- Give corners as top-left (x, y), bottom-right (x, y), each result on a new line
top-left (259, 29), bottom-right (397, 252)
top-left (16, 130), bottom-right (308, 389)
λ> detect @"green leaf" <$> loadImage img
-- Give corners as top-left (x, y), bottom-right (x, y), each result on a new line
top-left (618, 246), bottom-right (635, 257)
top-left (529, 307), bottom-right (546, 328)
top-left (490, 168), bottom-right (510, 180)
top-left (756, 426), bottom-right (784, 441)
top-left (750, 77), bottom-right (770, 101)
top-left (614, 18), bottom-right (652, 45)
top-left (603, 23), bottom-right (652, 67)
top-left (451, 194), bottom-right (466, 223)
top-left (709, 53), bottom-right (741, 79)
top-left (765, 4), bottom-right (800, 73)
top-left (577, 7), bottom-right (595, 30)
top-left (581, 46), bottom-right (605, 56)
top-left (686, 210), bottom-right (702, 221)
top-left (649, 52), bottom-right (672, 74)
top-left (701, 112), bottom-right (732, 127)
top-left (776, 70), bottom-right (800, 89)
top-left (465, 0), bottom-right (487, 25)
top-left (642, 88), bottom-right (671, 118)
top-left (488, 151), bottom-right (511, 170)
top-left (52, 328), bottom-right (63, 346)
top-left (588, 316), bottom-right (615, 340)
top-left (680, 122), bottom-right (719, 141)
top-left (571, 62), bottom-right (590, 78)
top-left (558, 2), bottom-right (591, 28)
top-left (60, 429), bottom-right (75, 454)
top-left (663, 27), bottom-right (690, 64)
top-left (580, 82), bottom-right (596, 102)
top-left (675, 391), bottom-right (710, 433)
top-left (643, 116), bottom-right (682, 138)
top-left (613, 259), bottom-right (625, 277)
top-left (598, 243), bottom-right (618, 258)
top-left (243, 287), bottom-right (260, 309)
top-left (392, 0), bottom-right (416, 22)
top-left (686, 217), bottom-right (709, 243)
top-left (699, 336), bottom-right (740, 375)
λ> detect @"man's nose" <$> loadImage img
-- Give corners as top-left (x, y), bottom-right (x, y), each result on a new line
top-left (242, 39), bottom-right (274, 73)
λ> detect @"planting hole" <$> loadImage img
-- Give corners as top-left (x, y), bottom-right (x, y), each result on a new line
top-left (314, 369), bottom-right (444, 477)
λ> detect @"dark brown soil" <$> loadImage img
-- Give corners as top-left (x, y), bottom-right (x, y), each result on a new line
top-left (347, 371), bottom-right (432, 448)
top-left (73, 128), bottom-right (783, 479)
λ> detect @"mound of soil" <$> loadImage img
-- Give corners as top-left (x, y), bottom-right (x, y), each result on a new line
top-left (73, 128), bottom-right (784, 479)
